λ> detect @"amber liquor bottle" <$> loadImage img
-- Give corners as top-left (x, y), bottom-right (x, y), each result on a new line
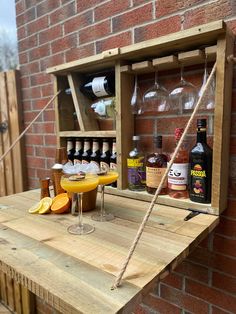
top-left (100, 139), bottom-right (111, 172)
top-left (90, 138), bottom-right (100, 168)
top-left (82, 139), bottom-right (91, 164)
top-left (146, 136), bottom-right (168, 195)
top-left (168, 128), bottom-right (189, 199)
top-left (189, 119), bottom-right (212, 203)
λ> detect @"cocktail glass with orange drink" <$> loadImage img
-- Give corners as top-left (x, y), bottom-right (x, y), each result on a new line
top-left (60, 173), bottom-right (99, 235)
top-left (91, 170), bottom-right (119, 222)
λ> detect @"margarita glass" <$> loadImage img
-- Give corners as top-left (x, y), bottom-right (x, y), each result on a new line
top-left (91, 171), bottom-right (119, 222)
top-left (61, 173), bottom-right (99, 235)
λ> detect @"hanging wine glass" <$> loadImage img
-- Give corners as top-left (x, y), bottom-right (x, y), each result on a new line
top-left (169, 65), bottom-right (198, 114)
top-left (199, 57), bottom-right (215, 110)
top-left (143, 71), bottom-right (169, 112)
top-left (130, 74), bottom-right (143, 115)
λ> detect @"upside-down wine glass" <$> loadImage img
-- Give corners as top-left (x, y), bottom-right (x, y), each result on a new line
top-left (60, 173), bottom-right (99, 235)
top-left (169, 65), bottom-right (198, 114)
top-left (143, 71), bottom-right (169, 112)
top-left (130, 74), bottom-right (143, 115)
top-left (91, 170), bottom-right (119, 222)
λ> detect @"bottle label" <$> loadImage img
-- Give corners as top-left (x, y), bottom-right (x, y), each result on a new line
top-left (110, 162), bottom-right (117, 171)
top-left (67, 141), bottom-right (73, 152)
top-left (82, 160), bottom-right (89, 164)
top-left (75, 141), bottom-right (82, 151)
top-left (168, 163), bottom-right (189, 190)
top-left (92, 77), bottom-right (108, 97)
top-left (146, 167), bottom-right (167, 188)
top-left (84, 141), bottom-right (90, 152)
top-left (128, 168), bottom-right (146, 186)
top-left (190, 163), bottom-right (207, 200)
top-left (100, 161), bottom-right (109, 172)
top-left (74, 159), bottom-right (81, 165)
top-left (92, 141), bottom-right (99, 153)
top-left (127, 158), bottom-right (143, 168)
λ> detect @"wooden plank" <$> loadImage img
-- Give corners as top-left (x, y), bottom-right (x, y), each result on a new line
top-left (120, 65), bottom-right (132, 73)
top-left (13, 282), bottom-right (22, 314)
top-left (0, 97), bottom-right (7, 197)
top-left (5, 276), bottom-right (14, 311)
top-left (116, 61), bottom-right (134, 189)
top-left (6, 70), bottom-right (25, 194)
top-left (59, 130), bottom-right (116, 138)
top-left (153, 55), bottom-right (179, 70)
top-left (211, 32), bottom-right (234, 212)
top-left (0, 72), bottom-right (14, 196)
top-left (0, 272), bottom-right (7, 304)
top-left (21, 286), bottom-right (35, 314)
top-left (0, 303), bottom-right (12, 314)
top-left (178, 49), bottom-right (204, 65)
top-left (205, 45), bottom-right (217, 60)
top-left (67, 73), bottom-right (98, 131)
top-left (131, 61), bottom-right (153, 73)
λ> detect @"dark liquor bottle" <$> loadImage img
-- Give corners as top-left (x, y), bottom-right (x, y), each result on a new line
top-left (146, 136), bottom-right (168, 195)
top-left (110, 138), bottom-right (117, 187)
top-left (66, 138), bottom-right (75, 165)
top-left (90, 139), bottom-right (100, 168)
top-left (100, 139), bottom-right (111, 172)
top-left (80, 72), bottom-right (115, 100)
top-left (82, 139), bottom-right (91, 164)
top-left (189, 119), bottom-right (212, 203)
top-left (73, 138), bottom-right (83, 165)
top-left (168, 128), bottom-right (189, 199)
top-left (127, 136), bottom-right (146, 191)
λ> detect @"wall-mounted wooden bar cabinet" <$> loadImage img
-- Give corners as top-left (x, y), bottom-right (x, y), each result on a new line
top-left (47, 20), bottom-right (234, 216)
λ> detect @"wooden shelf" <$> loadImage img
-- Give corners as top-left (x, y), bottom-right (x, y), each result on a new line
top-left (59, 131), bottom-right (116, 138)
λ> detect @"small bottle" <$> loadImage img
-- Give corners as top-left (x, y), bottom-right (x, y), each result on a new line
top-left (100, 139), bottom-right (111, 172)
top-left (66, 138), bottom-right (75, 165)
top-left (146, 136), bottom-right (168, 195)
top-left (189, 119), bottom-right (212, 203)
top-left (73, 138), bottom-right (83, 164)
top-left (168, 128), bottom-right (189, 199)
top-left (82, 139), bottom-right (92, 164)
top-left (127, 135), bottom-right (146, 191)
top-left (39, 178), bottom-right (50, 199)
top-left (79, 72), bottom-right (115, 100)
top-left (90, 139), bottom-right (100, 168)
top-left (110, 138), bottom-right (117, 187)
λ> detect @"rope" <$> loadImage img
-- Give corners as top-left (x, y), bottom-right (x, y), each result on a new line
top-left (0, 90), bottom-right (62, 164)
top-left (111, 62), bottom-right (217, 290)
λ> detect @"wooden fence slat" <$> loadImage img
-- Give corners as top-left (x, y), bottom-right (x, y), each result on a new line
top-left (13, 281), bottom-right (22, 314)
top-left (0, 272), bottom-right (7, 304)
top-left (6, 276), bottom-right (15, 311)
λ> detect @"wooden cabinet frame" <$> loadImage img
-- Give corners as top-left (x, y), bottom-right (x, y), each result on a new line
top-left (47, 20), bottom-right (234, 215)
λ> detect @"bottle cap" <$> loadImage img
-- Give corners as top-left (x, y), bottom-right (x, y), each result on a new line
top-left (133, 135), bottom-right (140, 141)
top-left (197, 119), bottom-right (207, 128)
top-left (154, 135), bottom-right (162, 148)
top-left (175, 128), bottom-right (184, 141)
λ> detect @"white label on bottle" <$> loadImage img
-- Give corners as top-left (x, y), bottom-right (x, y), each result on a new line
top-left (110, 162), bottom-right (117, 171)
top-left (168, 163), bottom-right (189, 185)
top-left (67, 141), bottom-right (73, 152)
top-left (100, 161), bottom-right (109, 172)
top-left (102, 142), bottom-right (109, 154)
top-left (92, 141), bottom-right (99, 153)
top-left (75, 141), bottom-right (82, 151)
top-left (84, 141), bottom-right (91, 152)
top-left (92, 77), bottom-right (108, 97)
top-left (112, 142), bottom-right (116, 154)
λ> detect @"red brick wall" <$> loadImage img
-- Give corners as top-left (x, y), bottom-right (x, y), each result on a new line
top-left (16, 0), bottom-right (236, 313)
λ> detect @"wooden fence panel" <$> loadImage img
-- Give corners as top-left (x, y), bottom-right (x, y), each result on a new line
top-left (0, 70), bottom-right (25, 196)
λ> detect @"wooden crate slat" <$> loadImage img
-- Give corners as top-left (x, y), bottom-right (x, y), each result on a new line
top-left (13, 281), bottom-right (22, 314)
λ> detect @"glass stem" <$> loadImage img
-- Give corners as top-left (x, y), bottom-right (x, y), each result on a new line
top-left (77, 193), bottom-right (83, 229)
top-left (100, 185), bottom-right (105, 217)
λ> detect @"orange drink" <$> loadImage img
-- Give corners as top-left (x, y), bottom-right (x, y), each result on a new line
top-left (97, 171), bottom-right (119, 186)
top-left (61, 175), bottom-right (99, 193)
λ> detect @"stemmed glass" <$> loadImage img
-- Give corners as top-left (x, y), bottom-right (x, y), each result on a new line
top-left (199, 58), bottom-right (215, 110)
top-left (91, 170), bottom-right (119, 222)
top-left (169, 66), bottom-right (198, 114)
top-left (60, 173), bottom-right (99, 235)
top-left (130, 74), bottom-right (143, 115)
top-left (143, 71), bottom-right (169, 112)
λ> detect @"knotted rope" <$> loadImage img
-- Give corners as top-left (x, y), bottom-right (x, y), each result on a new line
top-left (111, 62), bottom-right (216, 289)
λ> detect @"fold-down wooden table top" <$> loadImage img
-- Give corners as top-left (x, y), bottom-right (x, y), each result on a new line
top-left (0, 190), bottom-right (218, 313)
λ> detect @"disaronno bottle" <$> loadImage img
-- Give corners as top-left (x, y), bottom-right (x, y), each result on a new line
top-left (189, 119), bottom-right (212, 203)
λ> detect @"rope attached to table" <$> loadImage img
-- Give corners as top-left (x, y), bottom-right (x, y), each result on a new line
top-left (111, 62), bottom-right (217, 290)
top-left (0, 90), bottom-right (61, 164)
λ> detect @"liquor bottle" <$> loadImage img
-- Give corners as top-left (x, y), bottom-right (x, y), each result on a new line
top-left (189, 119), bottom-right (212, 203)
top-left (90, 138), bottom-right (100, 168)
top-left (100, 139), bottom-right (111, 172)
top-left (146, 136), bottom-right (168, 195)
top-left (66, 138), bottom-right (75, 165)
top-left (73, 138), bottom-right (83, 164)
top-left (127, 135), bottom-right (146, 191)
top-left (168, 128), bottom-right (189, 198)
top-left (110, 138), bottom-right (117, 187)
top-left (82, 139), bottom-right (92, 164)
top-left (80, 72), bottom-right (115, 100)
